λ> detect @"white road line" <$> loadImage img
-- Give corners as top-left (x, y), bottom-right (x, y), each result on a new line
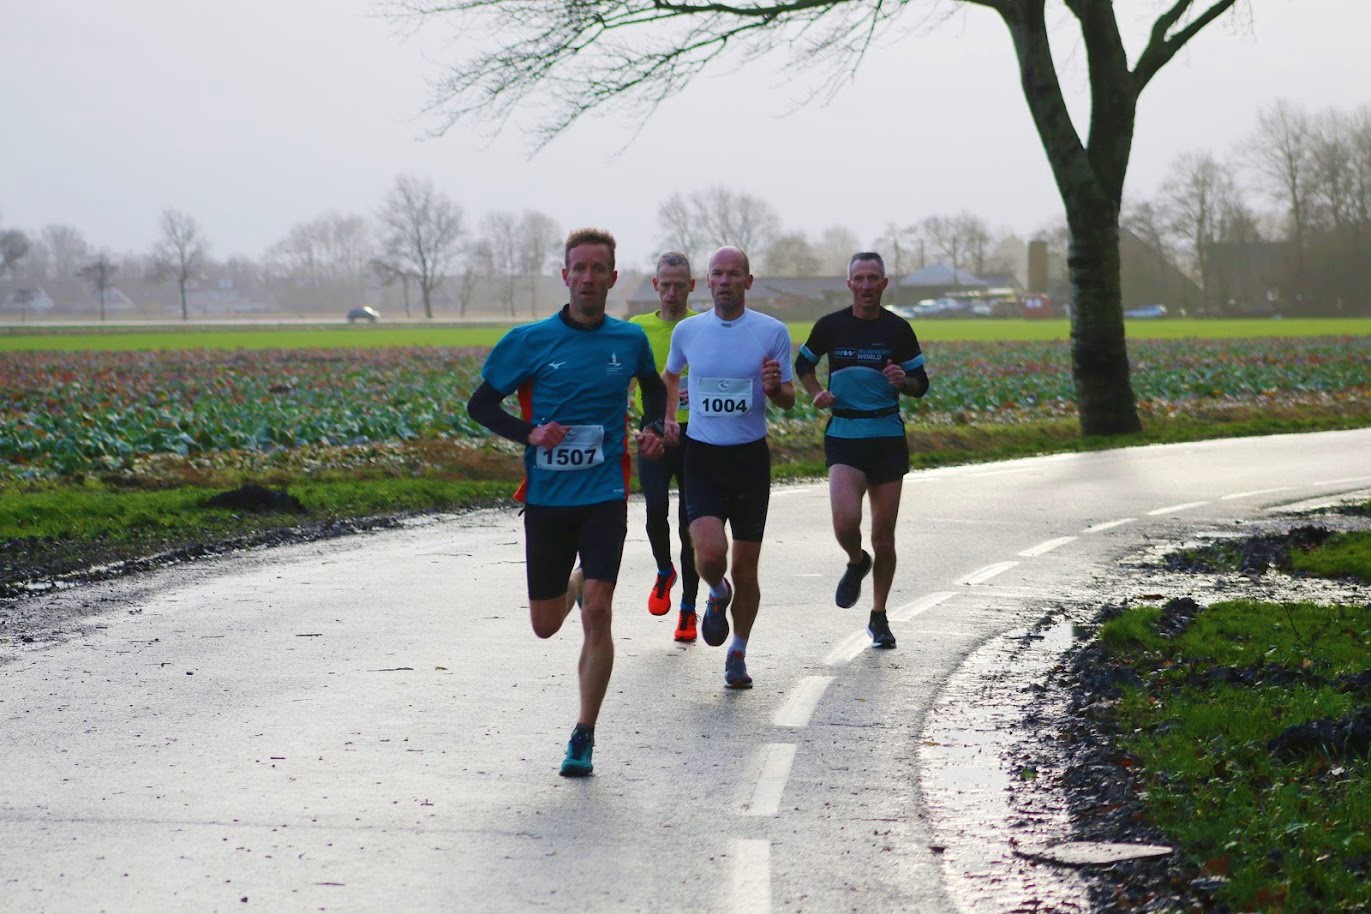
top-left (1082, 517), bottom-right (1135, 533)
top-left (824, 591), bottom-right (958, 665)
top-left (1312, 475), bottom-right (1371, 486)
top-left (732, 839), bottom-right (771, 913)
top-left (1018, 536), bottom-right (1078, 557)
top-left (1220, 486), bottom-right (1293, 501)
top-left (740, 744), bottom-right (797, 816)
top-left (773, 676), bottom-right (834, 728)
top-left (822, 630), bottom-right (873, 667)
top-left (959, 561), bottom-right (1020, 585)
top-left (889, 590), bottom-right (958, 623)
top-left (1147, 500), bottom-right (1210, 516)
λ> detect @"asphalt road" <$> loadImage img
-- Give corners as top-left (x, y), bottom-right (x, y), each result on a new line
top-left (3, 429), bottom-right (1369, 913)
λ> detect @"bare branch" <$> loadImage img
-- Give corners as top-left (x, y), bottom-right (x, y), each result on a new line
top-left (1133, 0), bottom-right (1239, 92)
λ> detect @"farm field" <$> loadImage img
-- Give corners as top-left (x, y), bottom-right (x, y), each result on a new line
top-left (3, 322), bottom-right (1368, 593)
top-left (2, 317), bottom-right (1370, 351)
top-left (3, 335), bottom-right (1369, 482)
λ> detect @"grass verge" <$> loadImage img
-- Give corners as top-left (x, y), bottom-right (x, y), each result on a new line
top-left (1096, 599), bottom-right (1371, 913)
top-left (1290, 531), bottom-right (1371, 582)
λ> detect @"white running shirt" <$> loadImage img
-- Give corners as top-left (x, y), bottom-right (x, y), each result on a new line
top-left (665, 307), bottom-right (793, 446)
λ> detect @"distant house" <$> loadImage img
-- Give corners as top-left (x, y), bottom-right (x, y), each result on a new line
top-left (896, 263), bottom-right (990, 302)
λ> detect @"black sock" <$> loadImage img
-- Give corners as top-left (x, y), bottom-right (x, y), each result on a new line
top-left (869, 610), bottom-right (888, 624)
top-left (573, 723), bottom-right (594, 737)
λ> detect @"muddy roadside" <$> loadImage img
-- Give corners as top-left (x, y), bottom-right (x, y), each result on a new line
top-left (922, 497), bottom-right (1371, 913)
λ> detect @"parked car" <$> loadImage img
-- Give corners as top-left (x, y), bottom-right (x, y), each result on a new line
top-left (912, 297), bottom-right (974, 318)
top-left (1124, 304), bottom-right (1168, 319)
top-left (346, 306), bottom-right (380, 323)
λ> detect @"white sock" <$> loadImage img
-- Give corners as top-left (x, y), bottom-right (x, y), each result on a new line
top-left (709, 580), bottom-right (729, 599)
top-left (729, 636), bottom-right (748, 654)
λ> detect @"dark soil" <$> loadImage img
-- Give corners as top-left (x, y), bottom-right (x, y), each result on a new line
top-left (0, 514), bottom-right (402, 603)
top-left (1161, 525), bottom-right (1332, 574)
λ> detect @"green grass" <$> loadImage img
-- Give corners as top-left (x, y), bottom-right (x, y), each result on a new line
top-left (1096, 600), bottom-right (1371, 912)
top-left (3, 317), bottom-right (1368, 351)
top-left (1290, 531), bottom-right (1371, 582)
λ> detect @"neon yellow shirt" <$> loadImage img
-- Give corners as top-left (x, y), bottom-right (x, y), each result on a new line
top-left (630, 309), bottom-right (690, 423)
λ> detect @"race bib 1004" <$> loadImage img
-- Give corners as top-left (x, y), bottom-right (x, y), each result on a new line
top-left (535, 425), bottom-right (605, 471)
top-left (695, 378), bottom-right (753, 417)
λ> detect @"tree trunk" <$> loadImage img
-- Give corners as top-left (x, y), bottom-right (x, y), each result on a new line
top-left (422, 283), bottom-right (434, 319)
top-left (179, 279), bottom-right (188, 320)
top-left (1066, 216), bottom-right (1142, 435)
top-left (1002, 3), bottom-right (1141, 436)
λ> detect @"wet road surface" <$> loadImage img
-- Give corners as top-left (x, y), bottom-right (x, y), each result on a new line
top-left (2, 429), bottom-right (1369, 912)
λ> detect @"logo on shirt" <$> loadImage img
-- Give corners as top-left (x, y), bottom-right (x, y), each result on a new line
top-left (548, 360), bottom-right (567, 371)
top-left (716, 379), bottom-right (733, 391)
top-left (606, 352), bottom-right (623, 374)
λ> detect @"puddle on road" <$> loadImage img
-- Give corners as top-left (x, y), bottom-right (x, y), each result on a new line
top-left (920, 619), bottom-right (1094, 913)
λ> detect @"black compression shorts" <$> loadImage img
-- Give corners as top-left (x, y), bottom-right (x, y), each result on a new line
top-left (824, 435), bottom-right (910, 486)
top-left (683, 437), bottom-right (771, 543)
top-left (523, 500), bottom-right (628, 600)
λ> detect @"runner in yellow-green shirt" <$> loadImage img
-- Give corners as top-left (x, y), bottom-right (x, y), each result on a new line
top-left (629, 252), bottom-right (699, 641)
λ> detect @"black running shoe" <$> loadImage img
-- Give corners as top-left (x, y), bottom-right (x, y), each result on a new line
top-left (868, 612), bottom-right (896, 649)
top-left (701, 579), bottom-right (732, 647)
top-left (835, 550), bottom-right (872, 608)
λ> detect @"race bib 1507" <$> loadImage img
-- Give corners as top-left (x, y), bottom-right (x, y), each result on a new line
top-left (695, 378), bottom-right (753, 417)
top-left (535, 425), bottom-right (605, 471)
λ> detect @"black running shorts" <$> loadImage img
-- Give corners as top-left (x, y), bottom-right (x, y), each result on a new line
top-left (523, 499), bottom-right (628, 601)
top-left (683, 437), bottom-right (771, 543)
top-left (824, 434), bottom-right (910, 486)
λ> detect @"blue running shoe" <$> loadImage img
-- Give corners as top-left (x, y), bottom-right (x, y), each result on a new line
top-left (559, 725), bottom-right (594, 777)
top-left (724, 650), bottom-right (753, 689)
top-left (701, 578), bottom-right (732, 647)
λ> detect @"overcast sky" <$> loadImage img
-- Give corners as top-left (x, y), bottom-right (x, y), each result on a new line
top-left (3, 0), bottom-right (1368, 270)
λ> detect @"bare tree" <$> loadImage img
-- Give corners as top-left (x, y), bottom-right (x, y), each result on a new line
top-left (377, 176), bottom-right (464, 318)
top-left (0, 228), bottom-right (29, 284)
top-left (388, 0), bottom-right (1259, 434)
top-left (42, 225), bottom-right (91, 284)
top-left (921, 214), bottom-right (980, 287)
top-left (369, 252), bottom-right (416, 318)
top-left (1248, 100), bottom-right (1314, 278)
top-left (516, 210), bottom-right (561, 315)
top-left (763, 232), bottom-right (821, 276)
top-left (151, 209), bottom-right (208, 321)
top-left (77, 252), bottom-right (119, 321)
top-left (815, 225), bottom-right (860, 274)
top-left (1161, 150), bottom-right (1232, 305)
top-left (480, 212), bottom-right (521, 316)
top-left (655, 187), bottom-right (779, 267)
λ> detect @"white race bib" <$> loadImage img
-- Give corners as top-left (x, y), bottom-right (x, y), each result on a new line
top-left (535, 425), bottom-right (605, 471)
top-left (696, 378), bottom-right (753, 417)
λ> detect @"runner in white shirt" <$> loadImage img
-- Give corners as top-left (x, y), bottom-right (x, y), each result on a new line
top-left (663, 246), bottom-right (795, 689)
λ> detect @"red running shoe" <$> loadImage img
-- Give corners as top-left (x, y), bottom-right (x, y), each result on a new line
top-left (648, 567), bottom-right (677, 616)
top-left (674, 609), bottom-right (697, 642)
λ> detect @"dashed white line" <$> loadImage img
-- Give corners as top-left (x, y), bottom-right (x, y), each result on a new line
top-left (1018, 536), bottom-right (1078, 557)
top-left (1312, 475), bottom-right (1371, 486)
top-left (823, 630), bottom-right (874, 667)
top-left (1220, 486), bottom-right (1293, 501)
top-left (740, 744), bottom-right (797, 816)
top-left (824, 591), bottom-right (958, 665)
top-left (732, 839), bottom-right (771, 913)
top-left (773, 676), bottom-right (834, 728)
top-left (959, 561), bottom-right (1020, 585)
top-left (889, 590), bottom-right (958, 624)
top-left (1082, 518), bottom-right (1135, 533)
top-left (1147, 501), bottom-right (1210, 516)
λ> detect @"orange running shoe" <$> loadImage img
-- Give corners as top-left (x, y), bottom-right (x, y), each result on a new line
top-left (674, 609), bottom-right (697, 642)
top-left (648, 567), bottom-right (677, 616)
